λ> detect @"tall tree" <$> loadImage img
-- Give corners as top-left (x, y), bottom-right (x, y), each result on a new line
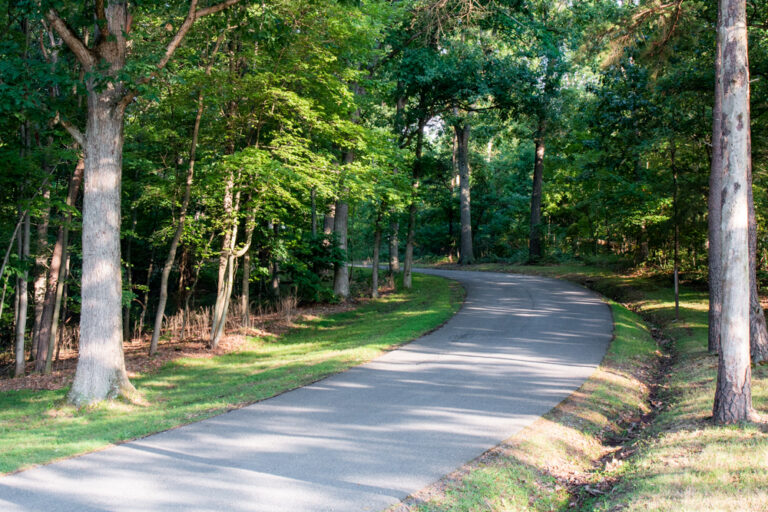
top-left (712, 0), bottom-right (755, 424)
top-left (47, 0), bottom-right (242, 405)
top-left (455, 119), bottom-right (474, 264)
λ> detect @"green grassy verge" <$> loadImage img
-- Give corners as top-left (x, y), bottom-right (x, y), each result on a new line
top-left (0, 272), bottom-right (464, 475)
top-left (401, 263), bottom-right (768, 512)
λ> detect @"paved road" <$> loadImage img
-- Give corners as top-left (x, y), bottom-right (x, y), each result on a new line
top-left (0, 269), bottom-right (612, 512)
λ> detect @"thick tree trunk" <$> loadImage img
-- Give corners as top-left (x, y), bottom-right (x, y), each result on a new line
top-left (529, 117), bottom-right (547, 262)
top-left (709, 2), bottom-right (724, 355)
top-left (333, 199), bottom-right (350, 299)
top-left (149, 91), bottom-right (203, 356)
top-left (455, 122), bottom-right (473, 265)
top-left (37, 159), bottom-right (83, 374)
top-left (69, 85), bottom-right (135, 406)
top-left (713, 0), bottom-right (754, 424)
top-left (31, 185), bottom-right (50, 361)
top-left (14, 213), bottom-right (30, 377)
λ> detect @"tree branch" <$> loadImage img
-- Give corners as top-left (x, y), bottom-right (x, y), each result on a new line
top-left (45, 9), bottom-right (95, 69)
top-left (119, 0), bottom-right (242, 111)
top-left (54, 112), bottom-right (85, 148)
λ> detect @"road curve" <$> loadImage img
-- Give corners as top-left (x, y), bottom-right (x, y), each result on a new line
top-left (0, 269), bottom-right (612, 512)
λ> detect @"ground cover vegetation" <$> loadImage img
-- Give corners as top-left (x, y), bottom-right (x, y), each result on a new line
top-left (1, 0), bottom-right (767, 505)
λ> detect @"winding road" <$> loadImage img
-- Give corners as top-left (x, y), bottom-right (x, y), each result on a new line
top-left (0, 269), bottom-right (612, 512)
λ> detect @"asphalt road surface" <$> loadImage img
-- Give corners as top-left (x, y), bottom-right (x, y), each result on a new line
top-left (0, 268), bottom-right (613, 512)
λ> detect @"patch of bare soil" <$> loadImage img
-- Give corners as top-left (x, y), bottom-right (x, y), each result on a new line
top-left (0, 300), bottom-right (360, 393)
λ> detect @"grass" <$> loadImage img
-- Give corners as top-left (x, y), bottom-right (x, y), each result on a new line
top-left (0, 272), bottom-right (464, 475)
top-left (402, 262), bottom-right (768, 512)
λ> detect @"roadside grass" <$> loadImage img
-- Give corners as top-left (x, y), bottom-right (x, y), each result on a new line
top-left (0, 272), bottom-right (464, 475)
top-left (405, 263), bottom-right (768, 512)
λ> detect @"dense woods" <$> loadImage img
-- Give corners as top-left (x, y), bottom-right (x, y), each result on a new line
top-left (0, 0), bottom-right (765, 421)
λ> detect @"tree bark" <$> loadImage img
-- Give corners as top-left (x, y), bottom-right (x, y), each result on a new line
top-left (372, 213), bottom-right (382, 298)
top-left (14, 213), bottom-right (30, 377)
top-left (323, 204), bottom-right (335, 236)
top-left (31, 185), bottom-right (51, 362)
top-left (455, 121), bottom-right (473, 265)
top-left (241, 247), bottom-right (251, 327)
top-left (529, 116), bottom-right (547, 262)
top-left (333, 198), bottom-right (350, 299)
top-left (333, 150), bottom-right (353, 299)
top-left (389, 221), bottom-right (399, 274)
top-left (713, 0), bottom-right (754, 424)
top-left (37, 159), bottom-right (83, 374)
top-left (709, 1), bottom-right (724, 355)
top-left (69, 82), bottom-right (135, 405)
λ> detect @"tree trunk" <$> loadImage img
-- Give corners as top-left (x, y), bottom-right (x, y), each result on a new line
top-left (136, 256), bottom-right (154, 339)
top-left (672, 139), bottom-right (680, 320)
top-left (14, 213), bottom-right (30, 377)
top-left (211, 170), bottom-right (237, 348)
top-left (372, 214), bottom-right (381, 298)
top-left (403, 204), bottom-right (416, 289)
top-left (69, 83), bottom-right (135, 406)
top-left (123, 207), bottom-right (136, 342)
top-left (709, 1), bottom-right (724, 355)
top-left (713, 0), bottom-right (754, 424)
top-left (748, 154), bottom-right (768, 363)
top-left (389, 221), bottom-right (399, 273)
top-left (333, 198), bottom-right (350, 299)
top-left (149, 91), bottom-right (204, 356)
top-left (455, 122), bottom-right (473, 265)
top-left (242, 248), bottom-right (251, 327)
top-left (311, 188), bottom-right (317, 237)
top-left (529, 117), bottom-right (547, 262)
top-left (403, 116), bottom-right (426, 289)
top-left (31, 184), bottom-right (51, 362)
top-left (53, 253), bottom-right (71, 364)
top-left (36, 159), bottom-right (83, 374)
top-left (323, 204), bottom-right (335, 236)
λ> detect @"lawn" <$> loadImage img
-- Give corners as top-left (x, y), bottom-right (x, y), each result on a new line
top-left (0, 271), bottom-right (464, 475)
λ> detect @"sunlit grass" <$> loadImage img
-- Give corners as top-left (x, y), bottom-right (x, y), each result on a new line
top-left (0, 272), bottom-right (464, 475)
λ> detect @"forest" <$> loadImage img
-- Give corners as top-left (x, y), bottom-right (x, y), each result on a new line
top-left (0, 0), bottom-right (765, 428)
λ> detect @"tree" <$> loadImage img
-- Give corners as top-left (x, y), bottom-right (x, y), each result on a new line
top-left (47, 0), bottom-right (242, 405)
top-left (713, 0), bottom-right (755, 424)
